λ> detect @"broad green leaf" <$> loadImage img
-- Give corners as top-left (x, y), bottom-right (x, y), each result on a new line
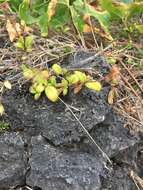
top-left (49, 4), bottom-right (70, 31)
top-left (100, 0), bottom-right (128, 19)
top-left (86, 4), bottom-right (113, 40)
top-left (127, 2), bottom-right (143, 19)
top-left (85, 81), bottom-right (102, 92)
top-left (19, 0), bottom-right (37, 24)
top-left (45, 86), bottom-right (59, 102)
top-left (70, 6), bottom-right (84, 32)
top-left (38, 13), bottom-right (48, 37)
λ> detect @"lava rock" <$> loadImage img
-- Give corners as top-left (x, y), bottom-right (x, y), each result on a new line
top-left (100, 165), bottom-right (137, 190)
top-left (3, 87), bottom-right (110, 145)
top-left (80, 112), bottom-right (140, 158)
top-left (26, 135), bottom-right (103, 190)
top-left (0, 132), bottom-right (27, 188)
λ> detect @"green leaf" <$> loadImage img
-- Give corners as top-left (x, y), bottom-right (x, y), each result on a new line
top-left (63, 88), bottom-right (68, 96)
top-left (38, 13), bottom-right (49, 37)
top-left (19, 0), bottom-right (37, 24)
top-left (48, 76), bottom-right (57, 86)
top-left (100, 0), bottom-right (127, 19)
top-left (29, 85), bottom-right (36, 94)
top-left (127, 2), bottom-right (143, 19)
top-left (134, 24), bottom-right (143, 33)
top-left (66, 74), bottom-right (79, 85)
top-left (49, 4), bottom-right (70, 31)
top-left (34, 93), bottom-right (41, 100)
top-left (25, 35), bottom-right (33, 52)
top-left (61, 78), bottom-right (68, 87)
top-left (70, 6), bottom-right (84, 32)
top-left (45, 86), bottom-right (59, 102)
top-left (86, 3), bottom-right (113, 40)
top-left (57, 0), bottom-right (69, 6)
top-left (35, 83), bottom-right (45, 93)
top-left (74, 71), bottom-right (87, 83)
top-left (85, 81), bottom-right (102, 92)
top-left (22, 64), bottom-right (35, 79)
top-left (15, 36), bottom-right (24, 50)
top-left (52, 64), bottom-right (62, 75)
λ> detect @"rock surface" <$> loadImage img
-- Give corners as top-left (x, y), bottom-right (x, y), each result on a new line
top-left (27, 135), bottom-right (103, 190)
top-left (0, 51), bottom-right (142, 190)
top-left (3, 52), bottom-right (111, 145)
top-left (0, 132), bottom-right (27, 188)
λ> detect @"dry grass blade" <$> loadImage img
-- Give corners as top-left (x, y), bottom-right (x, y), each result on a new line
top-left (119, 60), bottom-right (143, 94)
top-left (130, 170), bottom-right (143, 190)
top-left (59, 97), bottom-right (112, 164)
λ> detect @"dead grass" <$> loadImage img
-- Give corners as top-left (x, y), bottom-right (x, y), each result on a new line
top-left (0, 20), bottom-right (143, 133)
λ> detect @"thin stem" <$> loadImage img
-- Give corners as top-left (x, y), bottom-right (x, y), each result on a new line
top-left (59, 97), bottom-right (112, 164)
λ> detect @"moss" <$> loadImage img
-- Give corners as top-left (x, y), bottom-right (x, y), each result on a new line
top-left (0, 121), bottom-right (10, 132)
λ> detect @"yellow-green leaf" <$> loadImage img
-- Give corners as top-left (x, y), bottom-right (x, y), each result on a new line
top-left (4, 80), bottom-right (12, 90)
top-left (34, 93), bottom-right (41, 100)
top-left (22, 64), bottom-right (35, 79)
top-left (52, 64), bottom-right (62, 75)
top-left (0, 104), bottom-right (4, 116)
top-left (29, 85), bottom-right (36, 94)
top-left (35, 84), bottom-right (45, 93)
top-left (74, 71), bottom-right (87, 83)
top-left (45, 86), bottom-right (59, 102)
top-left (85, 81), bottom-right (102, 92)
top-left (66, 74), bottom-right (79, 85)
top-left (63, 88), bottom-right (68, 96)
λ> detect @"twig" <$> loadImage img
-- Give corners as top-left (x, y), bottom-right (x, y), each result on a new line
top-left (59, 97), bottom-right (112, 164)
top-left (120, 74), bottom-right (140, 98)
top-left (120, 60), bottom-right (143, 94)
top-left (74, 43), bottom-right (113, 67)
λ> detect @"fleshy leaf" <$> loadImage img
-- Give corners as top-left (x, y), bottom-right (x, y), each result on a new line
top-left (52, 64), bottom-right (62, 75)
top-left (45, 86), bottom-right (59, 102)
top-left (85, 81), bottom-right (102, 92)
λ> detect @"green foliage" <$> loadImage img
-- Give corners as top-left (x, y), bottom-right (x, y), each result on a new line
top-left (15, 35), bottom-right (33, 52)
top-left (22, 63), bottom-right (102, 102)
top-left (0, 121), bottom-right (10, 132)
top-left (1, 0), bottom-right (143, 40)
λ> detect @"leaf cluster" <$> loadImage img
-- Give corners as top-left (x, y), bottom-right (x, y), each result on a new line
top-left (22, 63), bottom-right (102, 102)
